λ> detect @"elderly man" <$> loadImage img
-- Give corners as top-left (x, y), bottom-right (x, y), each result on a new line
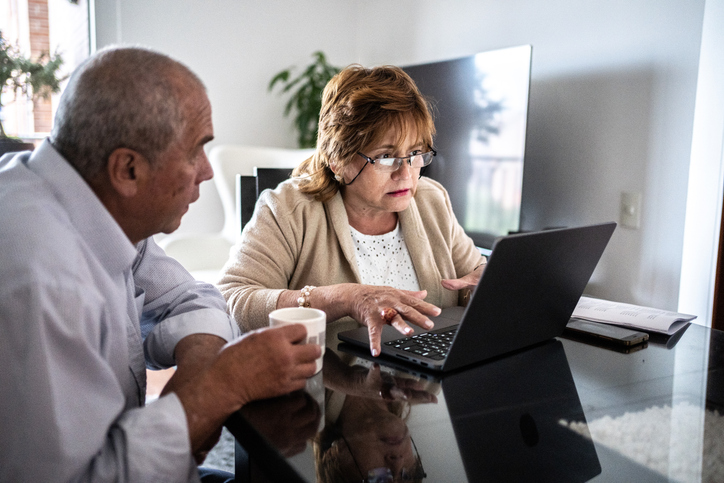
top-left (0, 47), bottom-right (319, 481)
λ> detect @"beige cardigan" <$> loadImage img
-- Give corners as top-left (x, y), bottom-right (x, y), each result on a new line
top-left (218, 177), bottom-right (483, 340)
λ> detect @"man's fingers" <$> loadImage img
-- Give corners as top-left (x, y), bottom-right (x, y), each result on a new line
top-left (292, 342), bottom-right (321, 364)
top-left (293, 360), bottom-right (318, 381)
top-left (272, 323), bottom-right (309, 343)
top-left (286, 344), bottom-right (320, 382)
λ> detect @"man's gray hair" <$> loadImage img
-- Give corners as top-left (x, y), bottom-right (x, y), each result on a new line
top-left (50, 46), bottom-right (205, 181)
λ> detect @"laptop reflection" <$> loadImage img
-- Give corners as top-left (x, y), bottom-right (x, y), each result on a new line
top-left (441, 340), bottom-right (601, 482)
top-left (340, 339), bottom-right (602, 482)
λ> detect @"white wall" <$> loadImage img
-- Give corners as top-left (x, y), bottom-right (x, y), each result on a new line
top-left (93, 0), bottom-right (359, 236)
top-left (94, 0), bottom-right (706, 313)
top-left (351, 0), bottom-right (704, 313)
top-left (679, 0), bottom-right (724, 324)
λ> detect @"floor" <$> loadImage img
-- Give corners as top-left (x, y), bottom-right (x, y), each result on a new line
top-left (146, 367), bottom-right (175, 400)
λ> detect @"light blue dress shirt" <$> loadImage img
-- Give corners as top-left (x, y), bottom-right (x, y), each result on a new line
top-left (0, 140), bottom-right (240, 482)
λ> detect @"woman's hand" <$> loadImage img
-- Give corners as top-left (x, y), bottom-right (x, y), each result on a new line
top-left (347, 285), bottom-right (441, 357)
top-left (316, 284), bottom-right (440, 357)
top-left (278, 283), bottom-right (441, 357)
top-left (441, 259), bottom-right (487, 291)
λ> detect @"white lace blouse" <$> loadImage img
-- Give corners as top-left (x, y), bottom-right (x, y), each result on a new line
top-left (349, 222), bottom-right (421, 291)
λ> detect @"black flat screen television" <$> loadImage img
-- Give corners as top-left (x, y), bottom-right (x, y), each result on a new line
top-left (404, 45), bottom-right (532, 249)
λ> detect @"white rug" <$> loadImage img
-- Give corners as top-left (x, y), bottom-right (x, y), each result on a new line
top-left (203, 427), bottom-right (235, 473)
top-left (561, 402), bottom-right (724, 482)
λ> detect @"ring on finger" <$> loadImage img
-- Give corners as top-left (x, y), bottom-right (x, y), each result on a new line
top-left (381, 307), bottom-right (398, 323)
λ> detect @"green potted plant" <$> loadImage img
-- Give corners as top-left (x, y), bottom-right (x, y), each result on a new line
top-left (0, 30), bottom-right (64, 154)
top-left (268, 51), bottom-right (340, 149)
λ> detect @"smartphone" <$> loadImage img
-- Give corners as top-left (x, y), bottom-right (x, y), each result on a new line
top-left (565, 318), bottom-right (649, 346)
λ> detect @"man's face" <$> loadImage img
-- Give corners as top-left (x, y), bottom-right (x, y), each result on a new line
top-left (143, 88), bottom-right (214, 236)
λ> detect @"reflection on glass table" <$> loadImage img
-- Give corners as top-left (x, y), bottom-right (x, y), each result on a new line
top-left (421, 339), bottom-right (601, 482)
top-left (226, 323), bottom-right (724, 482)
top-left (228, 338), bottom-right (618, 482)
top-left (315, 350), bottom-right (438, 482)
top-left (559, 323), bottom-right (724, 482)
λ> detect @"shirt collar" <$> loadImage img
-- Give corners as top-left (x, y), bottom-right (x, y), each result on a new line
top-left (26, 140), bottom-right (138, 276)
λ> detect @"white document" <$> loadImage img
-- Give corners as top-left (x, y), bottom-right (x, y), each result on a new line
top-left (572, 296), bottom-right (697, 335)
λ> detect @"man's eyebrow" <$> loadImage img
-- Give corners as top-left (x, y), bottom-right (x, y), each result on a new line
top-left (200, 135), bottom-right (214, 146)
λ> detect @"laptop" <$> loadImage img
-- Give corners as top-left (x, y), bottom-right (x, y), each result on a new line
top-left (338, 222), bottom-right (616, 372)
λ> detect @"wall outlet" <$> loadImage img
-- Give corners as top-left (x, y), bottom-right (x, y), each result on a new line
top-left (620, 192), bottom-right (642, 229)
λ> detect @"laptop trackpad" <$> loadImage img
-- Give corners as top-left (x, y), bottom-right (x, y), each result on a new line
top-left (413, 305), bottom-right (465, 334)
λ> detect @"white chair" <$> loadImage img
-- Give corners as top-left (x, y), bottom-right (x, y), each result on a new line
top-left (210, 145), bottom-right (316, 242)
top-left (158, 145), bottom-right (315, 283)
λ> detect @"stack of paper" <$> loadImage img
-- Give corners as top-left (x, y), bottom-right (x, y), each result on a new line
top-left (572, 297), bottom-right (697, 335)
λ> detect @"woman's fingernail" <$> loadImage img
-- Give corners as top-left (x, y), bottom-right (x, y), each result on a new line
top-left (391, 387), bottom-right (407, 400)
top-left (372, 348), bottom-right (379, 357)
top-left (426, 320), bottom-right (434, 329)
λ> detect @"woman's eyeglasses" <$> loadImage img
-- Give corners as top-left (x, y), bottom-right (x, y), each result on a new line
top-left (345, 150), bottom-right (437, 185)
top-left (357, 150), bottom-right (436, 172)
top-left (341, 435), bottom-right (427, 482)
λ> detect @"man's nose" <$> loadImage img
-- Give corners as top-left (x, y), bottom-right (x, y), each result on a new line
top-left (198, 152), bottom-right (214, 183)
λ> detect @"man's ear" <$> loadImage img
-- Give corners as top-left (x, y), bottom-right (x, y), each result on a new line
top-left (106, 148), bottom-right (150, 198)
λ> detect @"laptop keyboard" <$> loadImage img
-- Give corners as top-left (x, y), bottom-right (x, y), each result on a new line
top-left (383, 325), bottom-right (459, 361)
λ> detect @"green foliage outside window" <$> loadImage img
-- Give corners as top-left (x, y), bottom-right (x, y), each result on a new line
top-left (0, 30), bottom-right (64, 138)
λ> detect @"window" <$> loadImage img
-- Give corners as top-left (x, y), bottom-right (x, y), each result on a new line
top-left (0, 0), bottom-right (89, 141)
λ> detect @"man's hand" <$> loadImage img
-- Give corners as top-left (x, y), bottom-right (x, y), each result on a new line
top-left (213, 325), bottom-right (320, 405)
top-left (172, 325), bottom-right (320, 459)
top-left (162, 334), bottom-right (226, 397)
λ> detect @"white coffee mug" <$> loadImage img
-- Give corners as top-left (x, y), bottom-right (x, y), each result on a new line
top-left (269, 307), bottom-right (326, 374)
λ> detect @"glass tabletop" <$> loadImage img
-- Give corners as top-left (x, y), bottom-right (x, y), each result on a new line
top-left (226, 323), bottom-right (724, 482)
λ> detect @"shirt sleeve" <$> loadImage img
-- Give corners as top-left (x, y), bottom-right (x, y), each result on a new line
top-left (0, 279), bottom-right (201, 483)
top-left (134, 238), bottom-right (240, 369)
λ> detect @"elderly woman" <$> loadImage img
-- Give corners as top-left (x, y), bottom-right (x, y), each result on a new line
top-left (218, 64), bottom-right (486, 356)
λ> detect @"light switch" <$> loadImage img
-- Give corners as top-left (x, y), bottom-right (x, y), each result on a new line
top-left (620, 192), bottom-right (642, 229)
